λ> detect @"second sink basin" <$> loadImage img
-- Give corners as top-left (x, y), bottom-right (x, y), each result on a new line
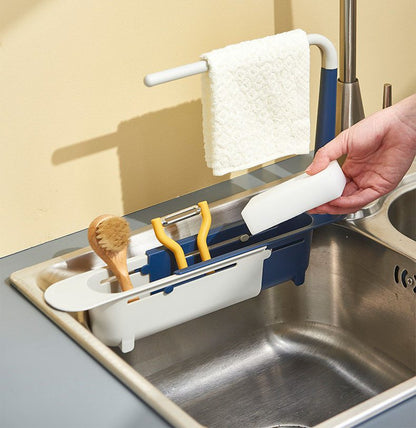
top-left (389, 187), bottom-right (416, 241)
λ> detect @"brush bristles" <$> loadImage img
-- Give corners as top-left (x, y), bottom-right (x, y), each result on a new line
top-left (96, 216), bottom-right (130, 252)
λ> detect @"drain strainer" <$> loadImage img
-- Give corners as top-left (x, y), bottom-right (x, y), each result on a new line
top-left (273, 425), bottom-right (310, 428)
top-left (273, 424), bottom-right (309, 428)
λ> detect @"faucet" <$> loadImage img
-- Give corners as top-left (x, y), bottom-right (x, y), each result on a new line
top-left (336, 0), bottom-right (365, 134)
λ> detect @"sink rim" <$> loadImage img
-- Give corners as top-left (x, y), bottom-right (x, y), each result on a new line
top-left (347, 169), bottom-right (416, 262)
top-left (388, 185), bottom-right (416, 241)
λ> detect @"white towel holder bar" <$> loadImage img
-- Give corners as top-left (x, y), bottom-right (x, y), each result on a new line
top-left (143, 33), bottom-right (337, 87)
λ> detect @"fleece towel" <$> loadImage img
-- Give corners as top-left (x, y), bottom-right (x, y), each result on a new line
top-left (200, 29), bottom-right (310, 176)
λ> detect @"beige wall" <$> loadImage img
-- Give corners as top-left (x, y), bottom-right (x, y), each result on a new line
top-left (1, 0), bottom-right (275, 257)
top-left (2, 1), bottom-right (415, 257)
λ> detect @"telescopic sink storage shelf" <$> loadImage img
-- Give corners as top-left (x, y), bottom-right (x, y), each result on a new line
top-left (44, 33), bottom-right (340, 354)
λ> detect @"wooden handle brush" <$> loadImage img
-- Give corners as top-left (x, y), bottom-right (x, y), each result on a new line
top-left (88, 215), bottom-right (135, 296)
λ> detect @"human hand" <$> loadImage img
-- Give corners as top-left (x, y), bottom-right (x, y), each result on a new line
top-left (306, 94), bottom-right (416, 214)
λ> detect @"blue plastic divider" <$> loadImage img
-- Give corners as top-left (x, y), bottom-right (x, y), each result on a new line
top-left (141, 213), bottom-right (343, 294)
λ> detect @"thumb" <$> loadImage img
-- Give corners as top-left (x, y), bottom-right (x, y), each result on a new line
top-left (305, 149), bottom-right (332, 175)
top-left (305, 131), bottom-right (349, 175)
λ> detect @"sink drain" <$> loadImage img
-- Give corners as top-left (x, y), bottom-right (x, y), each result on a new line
top-left (273, 425), bottom-right (310, 428)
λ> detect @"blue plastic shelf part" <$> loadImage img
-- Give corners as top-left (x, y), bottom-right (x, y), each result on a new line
top-left (140, 213), bottom-right (344, 294)
top-left (315, 68), bottom-right (338, 151)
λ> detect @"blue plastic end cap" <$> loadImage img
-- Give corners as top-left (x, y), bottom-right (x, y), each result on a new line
top-left (163, 285), bottom-right (174, 295)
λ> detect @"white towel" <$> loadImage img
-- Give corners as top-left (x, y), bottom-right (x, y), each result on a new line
top-left (201, 29), bottom-right (310, 176)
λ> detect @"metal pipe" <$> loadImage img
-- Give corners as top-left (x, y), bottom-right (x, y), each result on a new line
top-left (336, 0), bottom-right (365, 134)
top-left (339, 0), bottom-right (357, 83)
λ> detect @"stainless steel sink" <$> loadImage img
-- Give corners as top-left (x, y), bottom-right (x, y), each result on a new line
top-left (10, 165), bottom-right (416, 428)
top-left (113, 224), bottom-right (415, 428)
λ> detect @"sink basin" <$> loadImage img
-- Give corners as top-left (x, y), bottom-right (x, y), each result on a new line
top-left (114, 224), bottom-right (415, 428)
top-left (389, 188), bottom-right (416, 240)
top-left (10, 166), bottom-right (416, 428)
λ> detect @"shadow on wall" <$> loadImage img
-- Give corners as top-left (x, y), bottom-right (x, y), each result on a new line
top-left (0, 0), bottom-right (45, 33)
top-left (52, 100), bottom-right (223, 214)
top-left (274, 0), bottom-right (294, 33)
top-left (51, 2), bottom-right (294, 217)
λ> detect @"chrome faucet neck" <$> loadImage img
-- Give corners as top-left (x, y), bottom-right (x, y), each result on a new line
top-left (336, 0), bottom-right (365, 134)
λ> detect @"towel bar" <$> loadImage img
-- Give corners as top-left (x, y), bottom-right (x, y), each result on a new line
top-left (143, 32), bottom-right (338, 150)
top-left (144, 33), bottom-right (337, 87)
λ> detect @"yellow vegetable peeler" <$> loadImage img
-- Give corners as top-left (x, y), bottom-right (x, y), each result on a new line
top-left (151, 201), bottom-right (212, 270)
